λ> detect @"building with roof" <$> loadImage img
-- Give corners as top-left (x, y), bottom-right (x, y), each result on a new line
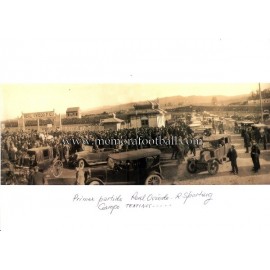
top-left (66, 107), bottom-right (81, 118)
top-left (248, 98), bottom-right (270, 105)
top-left (128, 101), bottom-right (170, 128)
top-left (101, 113), bottom-right (124, 131)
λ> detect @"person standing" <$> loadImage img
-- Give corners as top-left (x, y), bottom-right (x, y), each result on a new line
top-left (212, 121), bottom-right (216, 134)
top-left (75, 167), bottom-right (85, 185)
top-left (251, 141), bottom-right (261, 173)
top-left (171, 136), bottom-right (181, 160)
top-left (28, 166), bottom-right (48, 185)
top-left (243, 130), bottom-right (251, 153)
top-left (171, 144), bottom-right (179, 160)
top-left (1, 143), bottom-right (9, 160)
top-left (262, 130), bottom-right (267, 150)
top-left (188, 136), bottom-right (196, 156)
top-left (227, 145), bottom-right (238, 175)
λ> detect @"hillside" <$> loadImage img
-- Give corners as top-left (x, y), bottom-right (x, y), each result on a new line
top-left (82, 94), bottom-right (249, 115)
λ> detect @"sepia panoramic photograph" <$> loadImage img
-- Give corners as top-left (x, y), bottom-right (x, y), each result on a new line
top-left (2, 0), bottom-right (270, 269)
top-left (1, 83), bottom-right (270, 185)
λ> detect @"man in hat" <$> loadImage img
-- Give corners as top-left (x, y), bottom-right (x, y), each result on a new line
top-left (227, 145), bottom-right (238, 175)
top-left (28, 166), bottom-right (48, 185)
top-left (251, 140), bottom-right (261, 173)
top-left (243, 130), bottom-right (251, 153)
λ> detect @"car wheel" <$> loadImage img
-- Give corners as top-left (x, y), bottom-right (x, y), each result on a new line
top-left (187, 160), bottom-right (197, 173)
top-left (52, 160), bottom-right (63, 177)
top-left (89, 178), bottom-right (104, 185)
top-left (78, 159), bottom-right (85, 169)
top-left (145, 174), bottom-right (162, 185)
top-left (207, 160), bottom-right (219, 175)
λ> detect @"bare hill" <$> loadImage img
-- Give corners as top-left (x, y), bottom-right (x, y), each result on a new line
top-left (82, 94), bottom-right (249, 115)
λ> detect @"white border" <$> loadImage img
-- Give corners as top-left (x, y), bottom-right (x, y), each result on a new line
top-left (1, 1), bottom-right (270, 270)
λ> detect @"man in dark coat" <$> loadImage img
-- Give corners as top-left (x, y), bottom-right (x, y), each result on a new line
top-left (227, 145), bottom-right (238, 174)
top-left (243, 130), bottom-right (251, 153)
top-left (1, 144), bottom-right (9, 160)
top-left (251, 141), bottom-right (261, 173)
top-left (28, 166), bottom-right (47, 185)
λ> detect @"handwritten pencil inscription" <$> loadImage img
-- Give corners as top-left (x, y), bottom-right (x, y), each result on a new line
top-left (72, 190), bottom-right (213, 214)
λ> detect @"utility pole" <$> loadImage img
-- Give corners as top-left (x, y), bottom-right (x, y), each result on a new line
top-left (135, 109), bottom-right (138, 150)
top-left (259, 83), bottom-right (264, 122)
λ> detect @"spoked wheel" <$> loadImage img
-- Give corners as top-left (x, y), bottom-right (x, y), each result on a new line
top-left (187, 160), bottom-right (197, 173)
top-left (52, 160), bottom-right (63, 177)
top-left (145, 174), bottom-right (162, 185)
top-left (207, 160), bottom-right (219, 175)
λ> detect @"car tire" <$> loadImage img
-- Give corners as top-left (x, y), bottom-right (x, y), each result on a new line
top-left (89, 178), bottom-right (104, 185)
top-left (187, 160), bottom-right (197, 173)
top-left (145, 174), bottom-right (162, 185)
top-left (52, 160), bottom-right (63, 177)
top-left (207, 160), bottom-right (219, 175)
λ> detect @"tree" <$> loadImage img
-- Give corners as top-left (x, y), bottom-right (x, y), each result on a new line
top-left (211, 97), bottom-right (218, 106)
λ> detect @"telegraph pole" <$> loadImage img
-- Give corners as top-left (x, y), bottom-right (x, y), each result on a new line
top-left (259, 83), bottom-right (264, 122)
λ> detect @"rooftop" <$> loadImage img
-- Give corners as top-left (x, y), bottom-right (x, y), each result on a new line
top-left (109, 148), bottom-right (161, 161)
top-left (66, 107), bottom-right (80, 112)
top-left (101, 117), bottom-right (124, 124)
top-left (128, 108), bottom-right (167, 116)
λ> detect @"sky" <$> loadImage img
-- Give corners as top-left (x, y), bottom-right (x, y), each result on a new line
top-left (1, 83), bottom-right (270, 120)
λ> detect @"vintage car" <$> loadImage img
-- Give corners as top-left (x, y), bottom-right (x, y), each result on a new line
top-left (1, 146), bottom-right (63, 184)
top-left (263, 110), bottom-right (269, 120)
top-left (251, 123), bottom-right (267, 144)
top-left (186, 135), bottom-right (231, 175)
top-left (235, 121), bottom-right (254, 135)
top-left (192, 126), bottom-right (213, 137)
top-left (1, 160), bottom-right (26, 185)
top-left (84, 148), bottom-right (163, 185)
top-left (24, 147), bottom-right (63, 177)
top-left (68, 145), bottom-right (118, 168)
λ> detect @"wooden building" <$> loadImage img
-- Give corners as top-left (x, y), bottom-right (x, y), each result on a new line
top-left (66, 107), bottom-right (81, 118)
top-left (128, 101), bottom-right (170, 128)
top-left (101, 114), bottom-right (124, 131)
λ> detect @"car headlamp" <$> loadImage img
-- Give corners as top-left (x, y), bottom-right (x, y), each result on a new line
top-left (107, 158), bottom-right (114, 169)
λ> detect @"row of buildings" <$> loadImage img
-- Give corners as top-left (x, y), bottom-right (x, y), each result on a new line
top-left (1, 101), bottom-right (171, 131)
top-left (247, 88), bottom-right (270, 105)
top-left (66, 101), bottom-right (171, 131)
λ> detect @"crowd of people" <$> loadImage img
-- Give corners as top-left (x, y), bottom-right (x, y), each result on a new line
top-left (1, 117), bottom-right (269, 184)
top-left (226, 125), bottom-right (269, 176)
top-left (1, 122), bottom-right (196, 165)
top-left (242, 126), bottom-right (270, 151)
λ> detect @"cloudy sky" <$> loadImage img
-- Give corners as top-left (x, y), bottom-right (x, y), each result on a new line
top-left (1, 83), bottom-right (270, 120)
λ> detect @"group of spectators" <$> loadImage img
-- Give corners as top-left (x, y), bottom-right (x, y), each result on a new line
top-left (1, 121), bottom-right (197, 165)
top-left (230, 126), bottom-right (269, 175)
top-left (242, 126), bottom-right (270, 151)
top-left (2, 117), bottom-right (269, 184)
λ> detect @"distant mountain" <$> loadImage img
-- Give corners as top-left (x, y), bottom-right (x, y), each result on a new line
top-left (157, 94), bottom-right (249, 106)
top-left (81, 94), bottom-right (249, 115)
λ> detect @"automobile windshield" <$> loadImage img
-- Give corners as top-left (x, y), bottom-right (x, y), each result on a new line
top-left (27, 151), bottom-right (36, 156)
top-left (203, 141), bottom-right (219, 148)
top-left (203, 141), bottom-right (211, 148)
